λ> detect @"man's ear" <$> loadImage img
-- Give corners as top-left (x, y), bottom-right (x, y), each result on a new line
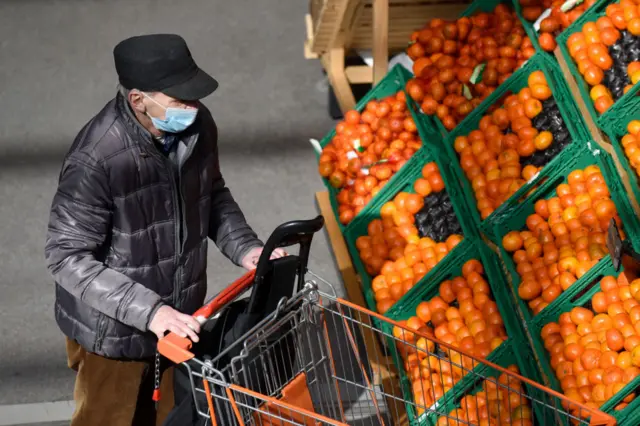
top-left (128, 90), bottom-right (146, 113)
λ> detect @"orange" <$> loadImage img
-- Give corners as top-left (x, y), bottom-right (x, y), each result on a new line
top-left (528, 70), bottom-right (547, 87)
top-left (590, 85), bottom-right (611, 102)
top-left (606, 329), bottom-right (625, 351)
top-left (581, 348), bottom-right (602, 371)
top-left (414, 178), bottom-right (432, 197)
top-left (571, 307), bottom-right (595, 325)
top-left (534, 131), bottom-right (554, 150)
top-left (616, 351), bottom-right (633, 370)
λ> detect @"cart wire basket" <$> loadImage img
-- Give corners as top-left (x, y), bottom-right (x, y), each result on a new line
top-left (158, 269), bottom-right (618, 426)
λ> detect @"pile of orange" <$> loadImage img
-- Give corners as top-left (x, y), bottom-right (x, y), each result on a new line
top-left (405, 4), bottom-right (535, 131)
top-left (454, 71), bottom-right (559, 220)
top-left (318, 91), bottom-right (423, 225)
top-left (518, 0), bottom-right (598, 51)
top-left (435, 365), bottom-right (533, 426)
top-left (566, 1), bottom-right (640, 114)
top-left (539, 274), bottom-right (640, 412)
top-left (359, 163), bottom-right (463, 313)
top-left (501, 165), bottom-right (625, 315)
top-left (619, 119), bottom-right (640, 180)
top-left (391, 259), bottom-right (508, 413)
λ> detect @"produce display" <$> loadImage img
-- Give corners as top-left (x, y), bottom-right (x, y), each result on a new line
top-left (454, 70), bottom-right (571, 219)
top-left (357, 163), bottom-right (464, 313)
top-left (619, 119), bottom-right (640, 179)
top-left (501, 165), bottom-right (625, 316)
top-left (405, 3), bottom-right (535, 131)
top-left (434, 365), bottom-right (534, 426)
top-left (518, 0), bottom-right (598, 51)
top-left (392, 259), bottom-right (509, 412)
top-left (565, 1), bottom-right (640, 114)
top-left (538, 274), bottom-right (640, 412)
top-left (318, 91), bottom-right (423, 225)
top-left (314, 1), bottom-right (640, 422)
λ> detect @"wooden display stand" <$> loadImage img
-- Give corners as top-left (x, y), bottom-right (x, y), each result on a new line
top-left (304, 0), bottom-right (470, 114)
top-left (315, 191), bottom-right (409, 426)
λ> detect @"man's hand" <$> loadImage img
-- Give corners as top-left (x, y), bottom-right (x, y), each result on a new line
top-left (148, 305), bottom-right (201, 342)
top-left (241, 247), bottom-right (287, 270)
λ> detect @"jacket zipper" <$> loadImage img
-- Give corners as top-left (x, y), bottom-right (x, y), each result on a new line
top-left (149, 140), bottom-right (197, 308)
top-left (167, 163), bottom-right (181, 307)
top-left (173, 140), bottom-right (198, 307)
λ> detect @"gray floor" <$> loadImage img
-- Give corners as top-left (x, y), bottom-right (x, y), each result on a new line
top-left (0, 0), bottom-right (343, 419)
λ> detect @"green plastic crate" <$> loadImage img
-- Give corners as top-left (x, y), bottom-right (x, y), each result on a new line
top-left (423, 0), bottom-right (513, 139)
top-left (422, 339), bottom-right (560, 426)
top-left (316, 64), bottom-right (442, 235)
top-left (603, 92), bottom-right (640, 214)
top-left (512, 0), bottom-right (608, 56)
top-left (557, 0), bottom-right (640, 132)
top-left (485, 142), bottom-right (640, 339)
top-left (382, 240), bottom-right (530, 426)
top-left (343, 147), bottom-right (477, 315)
top-left (443, 52), bottom-right (590, 235)
top-left (529, 257), bottom-right (640, 425)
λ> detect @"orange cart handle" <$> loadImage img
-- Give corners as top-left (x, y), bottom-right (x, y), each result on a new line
top-left (158, 269), bottom-right (256, 364)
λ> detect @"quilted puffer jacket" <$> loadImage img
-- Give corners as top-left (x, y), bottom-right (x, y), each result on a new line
top-left (44, 93), bottom-right (263, 359)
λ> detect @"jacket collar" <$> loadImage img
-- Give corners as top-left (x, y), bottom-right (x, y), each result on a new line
top-left (116, 91), bottom-right (155, 146)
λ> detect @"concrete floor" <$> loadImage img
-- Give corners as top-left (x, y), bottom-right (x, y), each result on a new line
top-left (0, 0), bottom-right (342, 418)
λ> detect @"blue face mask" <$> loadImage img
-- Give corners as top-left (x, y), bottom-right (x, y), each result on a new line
top-left (143, 93), bottom-right (198, 133)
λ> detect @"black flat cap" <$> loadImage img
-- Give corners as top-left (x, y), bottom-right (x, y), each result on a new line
top-left (114, 34), bottom-right (218, 101)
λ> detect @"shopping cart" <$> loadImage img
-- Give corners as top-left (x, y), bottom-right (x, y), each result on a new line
top-left (159, 220), bottom-right (619, 426)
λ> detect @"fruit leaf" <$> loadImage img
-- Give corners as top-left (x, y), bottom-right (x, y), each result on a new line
top-left (363, 159), bottom-right (389, 170)
top-left (533, 8), bottom-right (552, 32)
top-left (469, 63), bottom-right (486, 84)
top-left (560, 0), bottom-right (583, 13)
top-left (463, 84), bottom-right (473, 100)
top-left (309, 138), bottom-right (323, 155)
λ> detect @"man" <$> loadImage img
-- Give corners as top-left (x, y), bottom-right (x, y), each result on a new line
top-left (44, 34), bottom-right (282, 426)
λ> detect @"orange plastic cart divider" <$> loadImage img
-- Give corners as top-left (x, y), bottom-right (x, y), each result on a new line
top-left (235, 383), bottom-right (346, 426)
top-left (252, 373), bottom-right (321, 426)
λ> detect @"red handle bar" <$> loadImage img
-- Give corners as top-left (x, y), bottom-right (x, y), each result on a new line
top-left (158, 269), bottom-right (256, 364)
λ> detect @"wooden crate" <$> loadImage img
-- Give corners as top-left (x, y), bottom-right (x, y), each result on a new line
top-left (304, 0), bottom-right (470, 114)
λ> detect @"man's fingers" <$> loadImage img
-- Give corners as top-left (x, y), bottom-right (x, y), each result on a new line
top-left (176, 318), bottom-right (198, 342)
top-left (178, 313), bottom-right (201, 333)
top-left (168, 323), bottom-right (187, 338)
top-left (170, 322), bottom-right (199, 342)
top-left (182, 324), bottom-right (200, 342)
top-left (270, 249), bottom-right (287, 259)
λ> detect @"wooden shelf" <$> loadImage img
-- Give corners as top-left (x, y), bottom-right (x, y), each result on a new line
top-left (305, 0), bottom-right (471, 114)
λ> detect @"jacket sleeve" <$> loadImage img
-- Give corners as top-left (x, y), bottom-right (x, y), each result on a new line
top-left (44, 152), bottom-right (163, 332)
top-left (207, 123), bottom-right (264, 266)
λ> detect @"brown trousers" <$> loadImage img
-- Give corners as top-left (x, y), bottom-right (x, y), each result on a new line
top-left (66, 338), bottom-right (175, 426)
